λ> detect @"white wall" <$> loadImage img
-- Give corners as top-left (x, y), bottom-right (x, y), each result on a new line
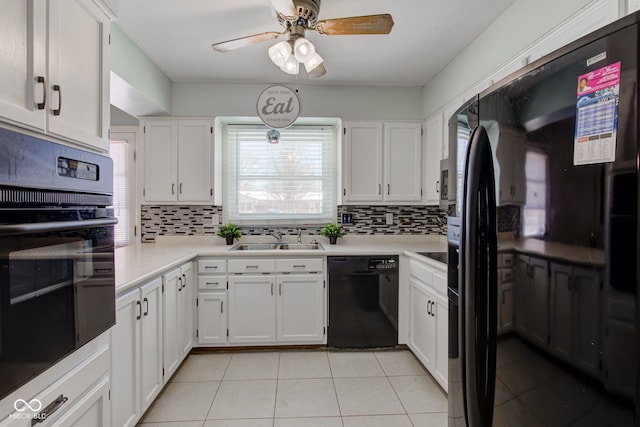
top-left (110, 24), bottom-right (172, 116)
top-left (172, 83), bottom-right (424, 120)
top-left (422, 0), bottom-right (597, 117)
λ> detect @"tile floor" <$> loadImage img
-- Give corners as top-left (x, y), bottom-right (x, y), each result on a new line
top-left (137, 349), bottom-right (447, 427)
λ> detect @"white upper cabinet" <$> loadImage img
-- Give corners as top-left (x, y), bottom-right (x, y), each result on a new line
top-left (343, 121), bottom-right (422, 204)
top-left (0, 0), bottom-right (110, 152)
top-left (142, 118), bottom-right (214, 204)
top-left (423, 113), bottom-right (444, 205)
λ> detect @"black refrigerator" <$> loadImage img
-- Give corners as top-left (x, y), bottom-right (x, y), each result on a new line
top-left (447, 11), bottom-right (639, 427)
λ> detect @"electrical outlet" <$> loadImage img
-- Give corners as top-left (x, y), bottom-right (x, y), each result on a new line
top-left (341, 213), bottom-right (353, 224)
top-left (385, 213), bottom-right (393, 225)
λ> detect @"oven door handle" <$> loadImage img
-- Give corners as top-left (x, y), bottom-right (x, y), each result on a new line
top-left (0, 217), bottom-right (118, 236)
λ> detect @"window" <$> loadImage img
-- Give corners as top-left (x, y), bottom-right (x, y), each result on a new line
top-left (523, 149), bottom-right (548, 237)
top-left (109, 131), bottom-right (136, 246)
top-left (223, 123), bottom-right (337, 224)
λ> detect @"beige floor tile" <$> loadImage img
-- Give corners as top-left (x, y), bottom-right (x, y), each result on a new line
top-left (333, 377), bottom-right (404, 416)
top-left (203, 419), bottom-right (273, 427)
top-left (373, 350), bottom-right (427, 376)
top-left (207, 380), bottom-right (277, 419)
top-left (408, 412), bottom-right (447, 427)
top-left (138, 422), bottom-right (204, 427)
top-left (224, 352), bottom-right (280, 380)
top-left (342, 414), bottom-right (413, 427)
top-left (278, 351), bottom-right (331, 379)
top-left (275, 378), bottom-right (340, 418)
top-left (388, 376), bottom-right (447, 413)
top-left (273, 417), bottom-right (343, 427)
top-left (173, 353), bottom-right (232, 382)
top-left (141, 381), bottom-right (220, 423)
top-left (328, 352), bottom-right (385, 378)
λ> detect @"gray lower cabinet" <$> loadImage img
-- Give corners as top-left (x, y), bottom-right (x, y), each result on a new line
top-left (549, 262), bottom-right (601, 378)
top-left (514, 255), bottom-right (549, 348)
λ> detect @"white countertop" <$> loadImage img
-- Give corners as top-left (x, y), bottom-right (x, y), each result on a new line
top-left (115, 235), bottom-right (448, 294)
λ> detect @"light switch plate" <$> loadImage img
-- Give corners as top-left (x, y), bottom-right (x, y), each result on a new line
top-left (341, 213), bottom-right (353, 224)
top-left (385, 213), bottom-right (393, 225)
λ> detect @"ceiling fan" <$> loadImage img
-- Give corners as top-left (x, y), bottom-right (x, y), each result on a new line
top-left (211, 0), bottom-right (394, 78)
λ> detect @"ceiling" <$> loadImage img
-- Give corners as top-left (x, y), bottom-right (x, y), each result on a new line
top-left (116, 0), bottom-right (516, 87)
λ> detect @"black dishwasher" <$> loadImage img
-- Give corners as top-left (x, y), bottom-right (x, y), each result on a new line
top-left (327, 256), bottom-right (399, 348)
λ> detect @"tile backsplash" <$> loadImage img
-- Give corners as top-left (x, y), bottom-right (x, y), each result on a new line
top-left (140, 205), bottom-right (447, 243)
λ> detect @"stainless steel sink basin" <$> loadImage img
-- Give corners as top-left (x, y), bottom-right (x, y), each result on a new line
top-left (278, 243), bottom-right (324, 250)
top-left (229, 243), bottom-right (279, 251)
top-left (228, 242), bottom-right (324, 251)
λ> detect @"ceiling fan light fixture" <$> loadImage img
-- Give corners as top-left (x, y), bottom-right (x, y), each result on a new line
top-left (268, 40), bottom-right (292, 67)
top-left (293, 37), bottom-right (316, 63)
top-left (280, 54), bottom-right (300, 74)
top-left (304, 52), bottom-right (324, 72)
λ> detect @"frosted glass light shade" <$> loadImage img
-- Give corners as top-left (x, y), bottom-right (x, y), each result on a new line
top-left (304, 52), bottom-right (324, 72)
top-left (280, 54), bottom-right (299, 74)
top-left (268, 41), bottom-right (292, 67)
top-left (293, 37), bottom-right (316, 63)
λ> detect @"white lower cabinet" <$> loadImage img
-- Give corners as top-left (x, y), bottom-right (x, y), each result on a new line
top-left (225, 258), bottom-right (326, 346)
top-left (277, 275), bottom-right (325, 342)
top-left (197, 292), bottom-right (227, 344)
top-left (163, 262), bottom-right (194, 380)
top-left (50, 376), bottom-right (110, 427)
top-left (514, 255), bottom-right (549, 348)
top-left (112, 277), bottom-right (163, 427)
top-left (408, 259), bottom-right (448, 391)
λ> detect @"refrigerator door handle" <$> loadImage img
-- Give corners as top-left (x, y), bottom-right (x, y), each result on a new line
top-left (460, 125), bottom-right (498, 427)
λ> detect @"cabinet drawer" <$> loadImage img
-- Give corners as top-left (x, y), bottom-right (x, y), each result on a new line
top-left (499, 253), bottom-right (514, 268)
top-left (228, 259), bottom-right (276, 274)
top-left (276, 258), bottom-right (324, 273)
top-left (500, 269), bottom-right (514, 283)
top-left (198, 259), bottom-right (227, 274)
top-left (432, 270), bottom-right (447, 296)
top-left (409, 260), bottom-right (433, 286)
top-left (198, 276), bottom-right (226, 290)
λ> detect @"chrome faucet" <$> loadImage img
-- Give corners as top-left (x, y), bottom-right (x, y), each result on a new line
top-left (267, 230), bottom-right (283, 242)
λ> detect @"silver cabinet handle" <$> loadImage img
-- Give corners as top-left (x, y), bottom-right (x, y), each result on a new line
top-left (36, 76), bottom-right (46, 109)
top-left (221, 301), bottom-right (224, 314)
top-left (293, 265), bottom-right (306, 269)
top-left (279, 283), bottom-right (282, 296)
top-left (271, 283), bottom-right (274, 296)
top-left (206, 281), bottom-right (219, 286)
top-left (143, 297), bottom-right (149, 316)
top-left (436, 180), bottom-right (440, 193)
top-left (178, 276), bottom-right (183, 291)
top-left (52, 84), bottom-right (62, 116)
top-left (180, 182), bottom-right (183, 194)
top-left (245, 265), bottom-right (259, 270)
top-left (172, 183), bottom-right (175, 195)
top-left (136, 301), bottom-right (142, 320)
top-left (205, 265), bottom-right (219, 270)
top-left (32, 394), bottom-right (68, 425)
top-left (378, 184), bottom-right (381, 195)
top-left (182, 274), bottom-right (187, 289)
top-left (387, 184), bottom-right (390, 195)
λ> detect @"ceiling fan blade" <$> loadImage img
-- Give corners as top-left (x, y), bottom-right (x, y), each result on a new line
top-left (212, 32), bottom-right (282, 53)
top-left (270, 0), bottom-right (297, 20)
top-left (315, 14), bottom-right (394, 35)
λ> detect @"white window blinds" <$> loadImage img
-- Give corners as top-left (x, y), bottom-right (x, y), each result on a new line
top-left (223, 124), bottom-right (337, 224)
top-left (109, 140), bottom-right (130, 246)
top-left (523, 150), bottom-right (548, 237)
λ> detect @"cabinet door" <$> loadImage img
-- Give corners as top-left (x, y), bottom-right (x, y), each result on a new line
top-left (162, 268), bottom-right (181, 379)
top-left (0, 0), bottom-right (46, 130)
top-left (499, 283), bottom-right (514, 333)
top-left (48, 0), bottom-right (109, 151)
top-left (409, 279), bottom-right (435, 370)
top-left (433, 294), bottom-right (448, 391)
top-left (528, 257), bottom-right (549, 348)
top-left (178, 120), bottom-right (213, 202)
top-left (144, 120), bottom-right (179, 202)
top-left (549, 263), bottom-right (573, 361)
top-left (112, 289), bottom-right (140, 427)
top-left (140, 278), bottom-right (163, 412)
top-left (51, 376), bottom-right (111, 427)
top-left (179, 262), bottom-right (195, 356)
top-left (423, 113), bottom-right (443, 205)
top-left (276, 275), bottom-right (324, 343)
top-left (384, 122), bottom-right (422, 202)
top-left (573, 267), bottom-right (601, 377)
top-left (343, 122), bottom-right (383, 202)
top-left (513, 255), bottom-right (531, 336)
top-left (197, 292), bottom-right (227, 344)
top-left (228, 276), bottom-right (276, 343)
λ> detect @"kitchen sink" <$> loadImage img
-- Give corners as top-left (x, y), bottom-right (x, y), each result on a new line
top-left (278, 243), bottom-right (324, 250)
top-left (229, 242), bottom-right (324, 251)
top-left (229, 243), bottom-right (279, 251)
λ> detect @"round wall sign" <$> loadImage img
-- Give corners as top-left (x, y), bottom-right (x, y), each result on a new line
top-left (256, 85), bottom-right (300, 129)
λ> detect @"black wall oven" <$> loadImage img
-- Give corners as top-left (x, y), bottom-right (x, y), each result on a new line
top-left (0, 128), bottom-right (116, 400)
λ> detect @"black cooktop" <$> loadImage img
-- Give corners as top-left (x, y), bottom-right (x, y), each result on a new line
top-left (417, 251), bottom-right (448, 264)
